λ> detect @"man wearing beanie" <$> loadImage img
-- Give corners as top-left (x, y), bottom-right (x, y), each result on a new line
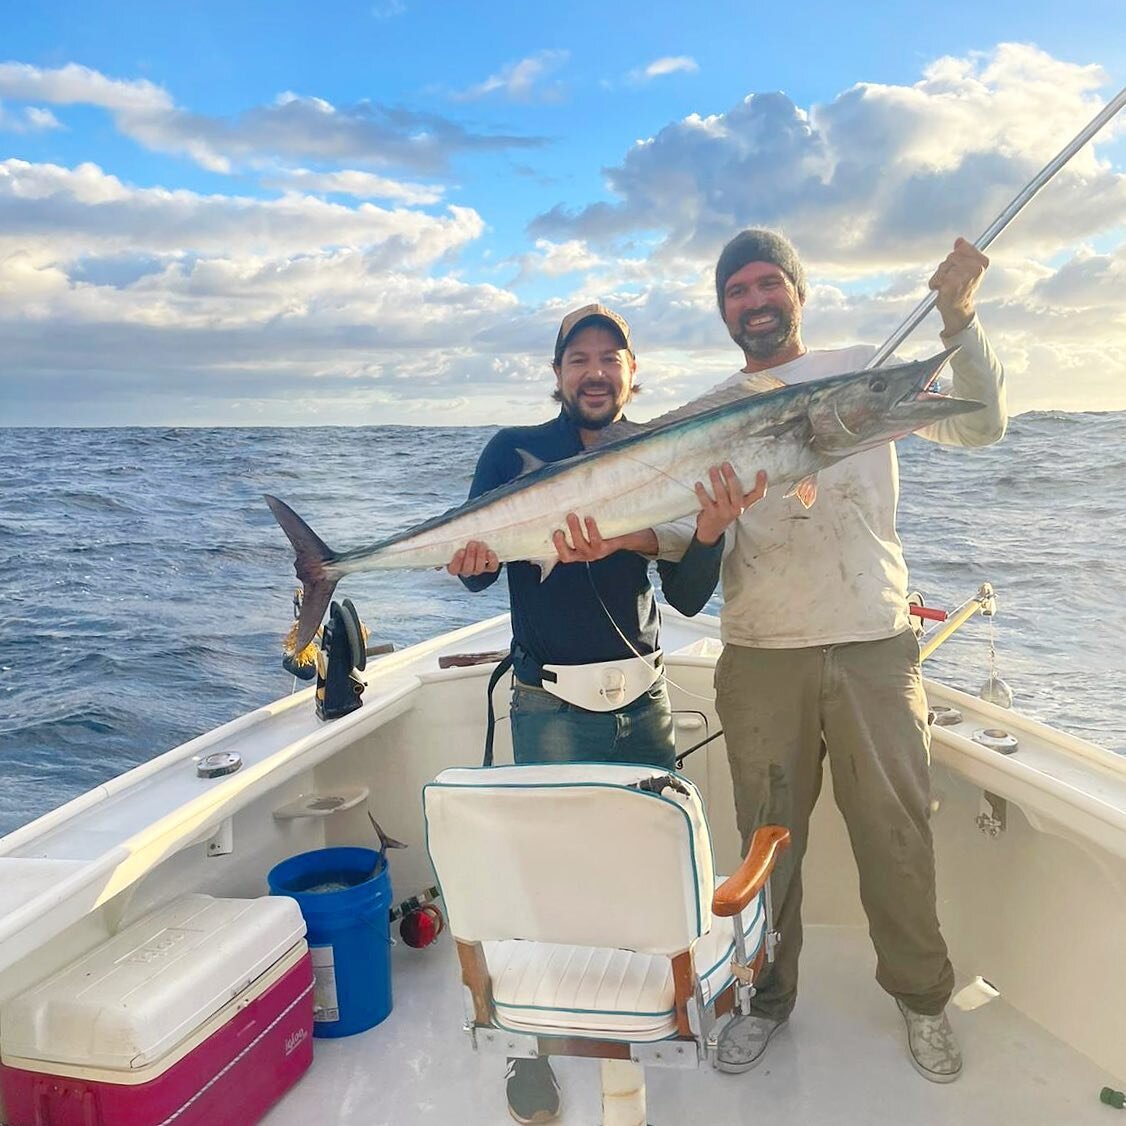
top-left (448, 303), bottom-right (762, 1124)
top-left (709, 230), bottom-right (1007, 1083)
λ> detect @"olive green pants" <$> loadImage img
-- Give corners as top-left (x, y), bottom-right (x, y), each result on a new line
top-left (715, 629), bottom-right (954, 1018)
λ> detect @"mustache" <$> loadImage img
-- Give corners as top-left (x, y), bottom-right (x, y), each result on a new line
top-left (740, 306), bottom-right (782, 326)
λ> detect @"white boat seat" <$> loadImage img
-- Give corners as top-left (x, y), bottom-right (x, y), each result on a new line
top-left (484, 881), bottom-right (765, 1041)
top-left (423, 762), bottom-right (789, 1057)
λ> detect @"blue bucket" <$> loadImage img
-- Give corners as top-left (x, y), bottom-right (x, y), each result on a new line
top-left (268, 846), bottom-right (393, 1037)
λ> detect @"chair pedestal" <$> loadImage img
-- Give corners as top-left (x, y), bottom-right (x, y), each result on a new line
top-left (600, 1059), bottom-right (646, 1126)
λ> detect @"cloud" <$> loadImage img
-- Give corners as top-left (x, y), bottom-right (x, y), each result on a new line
top-left (0, 159), bottom-right (480, 263)
top-left (508, 238), bottom-right (604, 283)
top-left (0, 61), bottom-right (171, 112)
top-left (0, 62), bottom-right (546, 175)
top-left (1, 46), bottom-right (1124, 423)
top-left (451, 50), bottom-right (569, 104)
top-left (263, 168), bottom-right (445, 205)
top-left (0, 100), bottom-right (62, 133)
top-left (631, 56), bottom-right (699, 83)
top-left (531, 43), bottom-right (1126, 271)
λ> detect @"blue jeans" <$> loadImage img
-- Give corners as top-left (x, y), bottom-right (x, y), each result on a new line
top-left (509, 679), bottom-right (676, 770)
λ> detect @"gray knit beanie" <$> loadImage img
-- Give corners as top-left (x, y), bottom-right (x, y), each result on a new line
top-left (715, 229), bottom-right (807, 310)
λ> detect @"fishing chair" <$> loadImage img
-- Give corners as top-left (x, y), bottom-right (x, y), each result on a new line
top-left (422, 763), bottom-right (790, 1125)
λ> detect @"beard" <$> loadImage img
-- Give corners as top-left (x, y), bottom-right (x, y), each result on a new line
top-left (559, 382), bottom-right (625, 429)
top-left (732, 306), bottom-right (800, 361)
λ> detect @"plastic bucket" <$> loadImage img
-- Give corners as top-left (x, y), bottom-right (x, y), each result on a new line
top-left (267, 846), bottom-right (393, 1037)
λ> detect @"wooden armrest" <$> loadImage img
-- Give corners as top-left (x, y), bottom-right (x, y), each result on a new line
top-left (456, 939), bottom-right (495, 1026)
top-left (712, 825), bottom-right (791, 917)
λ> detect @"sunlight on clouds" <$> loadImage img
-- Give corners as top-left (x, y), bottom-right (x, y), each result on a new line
top-left (0, 61), bottom-right (172, 113)
top-left (0, 44), bottom-right (1124, 421)
top-left (509, 238), bottom-right (604, 283)
top-left (0, 159), bottom-right (482, 261)
top-left (265, 168), bottom-right (444, 204)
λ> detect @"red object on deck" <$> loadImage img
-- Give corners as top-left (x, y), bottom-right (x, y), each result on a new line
top-left (0, 895), bottom-right (314, 1126)
top-left (909, 604), bottom-right (948, 622)
top-left (0, 950), bottom-right (313, 1126)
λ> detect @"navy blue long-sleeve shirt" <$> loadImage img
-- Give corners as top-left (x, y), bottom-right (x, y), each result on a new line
top-left (461, 412), bottom-right (723, 686)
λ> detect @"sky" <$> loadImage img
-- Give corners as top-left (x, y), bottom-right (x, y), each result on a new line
top-left (1, 1), bottom-right (1124, 426)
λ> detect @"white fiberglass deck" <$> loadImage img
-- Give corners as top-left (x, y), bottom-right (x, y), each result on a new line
top-left (264, 924), bottom-right (1120, 1126)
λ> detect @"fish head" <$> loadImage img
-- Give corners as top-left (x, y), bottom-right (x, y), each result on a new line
top-left (807, 348), bottom-right (984, 454)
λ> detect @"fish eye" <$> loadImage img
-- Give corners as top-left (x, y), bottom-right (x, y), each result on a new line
top-left (868, 376), bottom-right (888, 392)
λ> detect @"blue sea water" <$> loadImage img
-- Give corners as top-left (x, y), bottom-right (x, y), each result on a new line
top-left (1, 414), bottom-right (1124, 837)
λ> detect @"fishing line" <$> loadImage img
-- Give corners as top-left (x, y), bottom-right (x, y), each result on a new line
top-left (583, 561), bottom-right (718, 705)
top-left (615, 451), bottom-right (703, 499)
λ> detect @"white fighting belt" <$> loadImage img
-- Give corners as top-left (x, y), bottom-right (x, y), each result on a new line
top-left (540, 651), bottom-right (662, 712)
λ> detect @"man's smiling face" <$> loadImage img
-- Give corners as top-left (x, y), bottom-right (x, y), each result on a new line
top-left (722, 260), bottom-right (804, 363)
top-left (553, 323), bottom-right (636, 430)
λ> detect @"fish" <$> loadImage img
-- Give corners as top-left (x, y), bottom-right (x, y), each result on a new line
top-left (267, 348), bottom-right (981, 653)
top-left (368, 812), bottom-right (407, 869)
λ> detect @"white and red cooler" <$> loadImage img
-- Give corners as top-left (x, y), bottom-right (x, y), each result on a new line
top-left (0, 894), bottom-right (314, 1126)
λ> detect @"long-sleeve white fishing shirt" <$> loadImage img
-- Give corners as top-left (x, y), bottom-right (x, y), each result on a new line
top-left (717, 315), bottom-right (1007, 648)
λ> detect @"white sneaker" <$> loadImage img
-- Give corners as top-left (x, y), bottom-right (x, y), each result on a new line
top-left (714, 1013), bottom-right (788, 1073)
top-left (896, 999), bottom-right (963, 1083)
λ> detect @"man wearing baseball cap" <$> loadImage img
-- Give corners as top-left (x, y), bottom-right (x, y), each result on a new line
top-left (448, 302), bottom-right (765, 1123)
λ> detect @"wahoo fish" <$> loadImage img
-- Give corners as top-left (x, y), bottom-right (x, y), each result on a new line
top-left (267, 349), bottom-right (980, 653)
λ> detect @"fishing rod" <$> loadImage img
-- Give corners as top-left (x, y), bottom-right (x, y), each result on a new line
top-left (866, 83), bottom-right (1126, 369)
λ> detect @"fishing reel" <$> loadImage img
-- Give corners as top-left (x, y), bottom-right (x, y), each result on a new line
top-left (313, 598), bottom-right (367, 721)
top-left (390, 886), bottom-right (445, 949)
top-left (281, 596), bottom-right (369, 721)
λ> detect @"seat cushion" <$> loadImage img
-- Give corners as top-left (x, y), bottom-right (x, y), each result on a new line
top-left (484, 885), bottom-right (765, 1042)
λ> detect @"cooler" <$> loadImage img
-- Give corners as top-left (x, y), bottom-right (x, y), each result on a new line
top-left (0, 894), bottom-right (314, 1126)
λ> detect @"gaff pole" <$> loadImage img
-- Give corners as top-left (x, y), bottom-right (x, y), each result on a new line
top-left (866, 84), bottom-right (1126, 370)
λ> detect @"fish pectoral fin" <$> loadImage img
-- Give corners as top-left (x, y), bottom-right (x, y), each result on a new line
top-left (536, 556), bottom-right (559, 582)
top-left (515, 448), bottom-right (547, 476)
top-left (785, 474), bottom-right (819, 509)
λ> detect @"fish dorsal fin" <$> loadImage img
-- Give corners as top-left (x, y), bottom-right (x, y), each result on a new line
top-left (515, 448), bottom-right (547, 475)
top-left (586, 419), bottom-right (648, 446)
top-left (589, 371), bottom-right (787, 448)
top-left (785, 473), bottom-right (819, 509)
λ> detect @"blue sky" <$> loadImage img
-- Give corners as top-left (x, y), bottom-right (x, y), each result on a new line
top-left (2, 1), bottom-right (1124, 424)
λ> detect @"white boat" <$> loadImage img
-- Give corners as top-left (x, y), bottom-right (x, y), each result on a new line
top-left (0, 601), bottom-right (1123, 1125)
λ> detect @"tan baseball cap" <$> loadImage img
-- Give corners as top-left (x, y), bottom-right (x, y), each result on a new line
top-left (553, 303), bottom-right (634, 366)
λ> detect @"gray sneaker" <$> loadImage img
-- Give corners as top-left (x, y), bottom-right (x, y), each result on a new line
top-left (896, 1000), bottom-right (963, 1083)
top-left (505, 1056), bottom-right (561, 1124)
top-left (714, 1013), bottom-right (787, 1073)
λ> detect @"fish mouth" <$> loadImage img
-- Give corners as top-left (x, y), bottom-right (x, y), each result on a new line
top-left (888, 360), bottom-right (983, 424)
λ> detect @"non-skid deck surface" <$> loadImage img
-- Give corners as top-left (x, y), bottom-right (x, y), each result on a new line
top-left (265, 924), bottom-right (1121, 1125)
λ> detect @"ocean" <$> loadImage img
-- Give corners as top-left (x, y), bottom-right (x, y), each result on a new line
top-left (1, 413), bottom-right (1124, 837)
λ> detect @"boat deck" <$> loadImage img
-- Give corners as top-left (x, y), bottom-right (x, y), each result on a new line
top-left (264, 923), bottom-right (1120, 1125)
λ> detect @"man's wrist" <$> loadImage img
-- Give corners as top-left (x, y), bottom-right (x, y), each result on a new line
top-left (621, 529), bottom-right (660, 556)
top-left (940, 308), bottom-right (975, 337)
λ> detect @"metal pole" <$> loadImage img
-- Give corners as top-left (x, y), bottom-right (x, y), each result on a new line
top-left (866, 84), bottom-right (1126, 369)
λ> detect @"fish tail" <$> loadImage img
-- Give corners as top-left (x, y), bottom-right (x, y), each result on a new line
top-left (368, 812), bottom-right (407, 851)
top-left (264, 494), bottom-right (340, 653)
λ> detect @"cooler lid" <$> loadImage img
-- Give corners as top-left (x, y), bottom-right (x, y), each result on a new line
top-left (1, 894), bottom-right (306, 1071)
